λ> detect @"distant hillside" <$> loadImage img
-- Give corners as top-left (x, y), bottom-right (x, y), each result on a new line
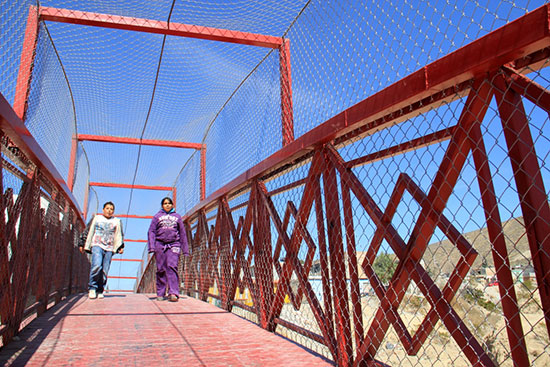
top-left (423, 216), bottom-right (531, 275)
top-left (308, 216), bottom-right (532, 278)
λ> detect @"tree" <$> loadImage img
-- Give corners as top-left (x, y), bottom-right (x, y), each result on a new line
top-left (373, 253), bottom-right (397, 285)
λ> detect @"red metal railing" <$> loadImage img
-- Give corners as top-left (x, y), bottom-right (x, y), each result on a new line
top-left (1, 2), bottom-right (550, 366)
top-left (136, 5), bottom-right (550, 366)
top-left (0, 93), bottom-right (89, 346)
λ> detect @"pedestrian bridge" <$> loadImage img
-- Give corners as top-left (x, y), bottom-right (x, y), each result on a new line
top-left (1, 1), bottom-right (550, 366)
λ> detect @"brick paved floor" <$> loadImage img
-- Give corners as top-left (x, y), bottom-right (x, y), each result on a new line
top-left (0, 293), bottom-right (333, 366)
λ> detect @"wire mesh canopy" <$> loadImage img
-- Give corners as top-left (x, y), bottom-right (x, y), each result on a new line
top-left (5, 0), bottom-right (542, 220)
top-left (2, 1), bottom-right (550, 365)
top-left (19, 0), bottom-right (307, 213)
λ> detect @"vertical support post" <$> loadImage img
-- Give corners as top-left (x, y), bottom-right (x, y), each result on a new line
top-left (67, 135), bottom-right (78, 190)
top-left (322, 149), bottom-right (352, 366)
top-left (35, 205), bottom-right (46, 316)
top-left (13, 6), bottom-right (39, 121)
top-left (254, 181), bottom-right (274, 329)
top-left (219, 198), bottom-right (233, 310)
top-left (200, 145), bottom-right (206, 201)
top-left (172, 187), bottom-right (177, 208)
top-left (67, 210), bottom-right (75, 294)
top-left (495, 76), bottom-right (550, 338)
top-left (469, 123), bottom-right (530, 365)
top-left (82, 186), bottom-right (89, 221)
top-left (0, 150), bottom-right (8, 339)
top-left (198, 210), bottom-right (210, 301)
top-left (279, 39), bottom-right (294, 146)
top-left (341, 181), bottom-right (364, 349)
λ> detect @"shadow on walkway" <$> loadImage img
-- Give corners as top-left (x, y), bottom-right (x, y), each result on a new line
top-left (0, 293), bottom-right (334, 366)
top-left (0, 294), bottom-right (85, 366)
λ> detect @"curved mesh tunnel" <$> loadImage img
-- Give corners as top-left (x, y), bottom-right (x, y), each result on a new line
top-left (1, 1), bottom-right (550, 365)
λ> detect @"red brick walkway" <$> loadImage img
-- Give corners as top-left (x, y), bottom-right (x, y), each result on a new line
top-left (0, 294), bottom-right (333, 366)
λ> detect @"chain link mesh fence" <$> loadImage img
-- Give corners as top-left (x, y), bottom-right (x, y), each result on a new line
top-left (2, 0), bottom-right (550, 365)
top-left (0, 135), bottom-right (89, 347)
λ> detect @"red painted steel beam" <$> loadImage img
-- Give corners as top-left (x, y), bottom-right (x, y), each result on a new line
top-left (0, 94), bottom-right (84, 225)
top-left (280, 39), bottom-right (294, 146)
top-left (503, 66), bottom-right (550, 114)
top-left (115, 214), bottom-right (153, 219)
top-left (13, 6), bottom-right (39, 120)
top-left (38, 7), bottom-right (283, 49)
top-left (495, 75), bottom-right (550, 339)
top-left (183, 4), bottom-right (550, 220)
top-left (89, 182), bottom-right (172, 191)
top-left (82, 188), bottom-right (89, 219)
top-left (78, 134), bottom-right (203, 150)
top-left (67, 135), bottom-right (78, 190)
top-left (125, 239), bottom-right (147, 243)
top-left (345, 127), bottom-right (455, 168)
top-left (108, 276), bottom-right (137, 280)
top-left (200, 147), bottom-right (206, 201)
top-left (469, 123), bottom-right (529, 365)
top-left (112, 259), bottom-right (142, 262)
top-left (341, 181), bottom-right (364, 349)
top-left (1, 157), bottom-right (29, 183)
top-left (322, 155), bottom-right (352, 364)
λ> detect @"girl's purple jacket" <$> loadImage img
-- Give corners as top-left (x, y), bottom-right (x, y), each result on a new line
top-left (147, 209), bottom-right (189, 255)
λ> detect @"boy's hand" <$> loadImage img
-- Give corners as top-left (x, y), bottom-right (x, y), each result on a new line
top-left (79, 247), bottom-right (84, 254)
top-left (118, 248), bottom-right (124, 254)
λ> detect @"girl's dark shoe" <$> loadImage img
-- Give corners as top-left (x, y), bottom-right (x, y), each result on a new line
top-left (169, 295), bottom-right (178, 302)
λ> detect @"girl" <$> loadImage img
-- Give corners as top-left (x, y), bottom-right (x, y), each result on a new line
top-left (147, 197), bottom-right (189, 301)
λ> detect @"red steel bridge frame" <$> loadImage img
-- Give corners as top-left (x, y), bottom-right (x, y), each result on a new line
top-left (14, 5), bottom-right (294, 221)
top-left (2, 3), bottom-right (550, 366)
top-left (135, 5), bottom-right (550, 367)
top-left (76, 139), bottom-right (196, 218)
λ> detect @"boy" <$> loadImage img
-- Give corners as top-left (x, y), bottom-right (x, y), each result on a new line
top-left (79, 202), bottom-right (124, 299)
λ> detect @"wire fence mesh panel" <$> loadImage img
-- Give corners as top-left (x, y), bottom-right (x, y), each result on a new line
top-left (174, 5), bottom-right (550, 365)
top-left (0, 0), bottom-right (35, 105)
top-left (0, 134), bottom-right (89, 347)
top-left (2, 0), bottom-right (550, 365)
top-left (71, 143), bottom-right (90, 213)
top-left (174, 149), bottom-right (201, 215)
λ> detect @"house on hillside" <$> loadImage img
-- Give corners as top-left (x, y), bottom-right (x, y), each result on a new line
top-left (470, 265), bottom-right (496, 280)
top-left (511, 264), bottom-right (536, 283)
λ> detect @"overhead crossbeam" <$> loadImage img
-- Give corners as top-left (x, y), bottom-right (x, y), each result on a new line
top-left (78, 134), bottom-right (203, 150)
top-left (25, 6), bottom-right (293, 147)
top-left (39, 6), bottom-right (284, 49)
top-left (70, 136), bottom-right (201, 202)
top-left (88, 182), bottom-right (175, 220)
top-left (67, 134), bottom-right (202, 208)
top-left (116, 214), bottom-right (154, 219)
top-left (89, 182), bottom-right (173, 191)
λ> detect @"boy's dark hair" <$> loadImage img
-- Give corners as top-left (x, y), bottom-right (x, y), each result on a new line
top-left (103, 201), bottom-right (115, 209)
top-left (161, 197), bottom-right (173, 206)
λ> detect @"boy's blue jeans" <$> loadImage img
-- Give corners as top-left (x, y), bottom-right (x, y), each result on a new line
top-left (88, 246), bottom-right (114, 293)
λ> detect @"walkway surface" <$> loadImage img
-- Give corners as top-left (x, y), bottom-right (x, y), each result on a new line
top-left (0, 294), bottom-right (333, 366)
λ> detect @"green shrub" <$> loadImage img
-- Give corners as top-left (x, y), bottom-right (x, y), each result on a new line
top-left (464, 287), bottom-right (498, 312)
